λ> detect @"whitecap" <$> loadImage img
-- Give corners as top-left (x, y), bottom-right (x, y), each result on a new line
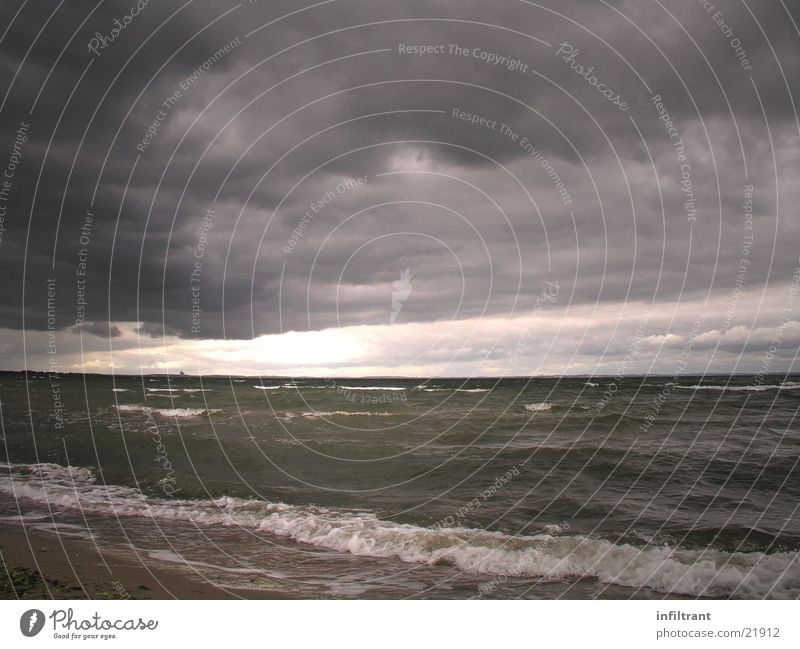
top-left (524, 402), bottom-right (552, 412)
top-left (338, 386), bottom-right (407, 391)
top-left (115, 405), bottom-right (221, 418)
top-left (676, 382), bottom-right (800, 392)
top-left (300, 411), bottom-right (391, 418)
top-left (2, 462), bottom-right (796, 598)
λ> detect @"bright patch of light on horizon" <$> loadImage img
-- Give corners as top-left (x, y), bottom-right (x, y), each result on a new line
top-left (200, 328), bottom-right (366, 368)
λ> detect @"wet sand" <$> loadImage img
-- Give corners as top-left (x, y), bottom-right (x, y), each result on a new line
top-left (0, 523), bottom-right (289, 599)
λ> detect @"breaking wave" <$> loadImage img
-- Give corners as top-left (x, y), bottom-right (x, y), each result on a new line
top-left (421, 388), bottom-right (489, 393)
top-left (301, 411), bottom-right (391, 418)
top-left (114, 405), bottom-right (222, 418)
top-left (676, 382), bottom-right (800, 392)
top-left (338, 386), bottom-right (407, 391)
top-left (147, 388), bottom-right (212, 393)
top-left (524, 402), bottom-right (553, 412)
top-left (2, 462), bottom-right (795, 598)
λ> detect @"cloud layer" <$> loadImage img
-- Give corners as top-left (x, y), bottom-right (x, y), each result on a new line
top-left (0, 0), bottom-right (797, 375)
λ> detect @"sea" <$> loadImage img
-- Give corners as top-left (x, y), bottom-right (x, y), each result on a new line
top-left (1, 372), bottom-right (799, 599)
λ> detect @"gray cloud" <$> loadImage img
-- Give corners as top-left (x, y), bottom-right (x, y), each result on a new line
top-left (70, 321), bottom-right (123, 338)
top-left (0, 0), bottom-right (797, 374)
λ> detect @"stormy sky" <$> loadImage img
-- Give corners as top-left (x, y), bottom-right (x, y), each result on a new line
top-left (0, 0), bottom-right (798, 376)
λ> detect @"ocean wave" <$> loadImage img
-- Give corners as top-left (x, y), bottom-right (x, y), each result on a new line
top-left (338, 386), bottom-right (407, 391)
top-left (27, 521), bottom-right (95, 541)
top-left (421, 388), bottom-right (489, 393)
top-left (3, 462), bottom-right (795, 598)
top-left (676, 382), bottom-right (800, 392)
top-left (148, 550), bottom-right (272, 576)
top-left (114, 405), bottom-right (221, 418)
top-left (112, 388), bottom-right (128, 392)
top-left (301, 411), bottom-right (391, 418)
top-left (524, 402), bottom-right (552, 412)
top-left (147, 388), bottom-right (212, 393)
top-left (584, 382), bottom-right (599, 387)
top-left (252, 383), bottom-right (312, 390)
top-left (0, 512), bottom-right (51, 523)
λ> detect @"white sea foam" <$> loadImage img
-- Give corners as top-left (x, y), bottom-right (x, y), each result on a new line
top-left (524, 402), bottom-right (552, 412)
top-left (28, 521), bottom-right (95, 540)
top-left (584, 382), bottom-right (599, 387)
top-left (300, 411), bottom-right (390, 418)
top-left (338, 386), bottom-right (407, 391)
top-left (112, 388), bottom-right (129, 392)
top-left (147, 388), bottom-right (211, 393)
top-left (542, 523), bottom-right (569, 535)
top-left (252, 384), bottom-right (305, 390)
top-left (676, 382), bottom-right (800, 392)
top-left (422, 388), bottom-right (488, 393)
top-left (0, 512), bottom-right (51, 523)
top-left (2, 462), bottom-right (796, 598)
top-left (115, 405), bottom-right (221, 418)
top-left (148, 550), bottom-right (270, 575)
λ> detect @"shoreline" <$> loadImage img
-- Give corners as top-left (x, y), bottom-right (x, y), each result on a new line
top-left (0, 522), bottom-right (290, 599)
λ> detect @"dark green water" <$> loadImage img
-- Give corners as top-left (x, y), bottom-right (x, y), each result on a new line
top-left (1, 372), bottom-right (799, 598)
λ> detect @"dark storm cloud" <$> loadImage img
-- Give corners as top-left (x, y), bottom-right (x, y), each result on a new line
top-left (70, 321), bottom-right (123, 338)
top-left (0, 0), bottom-right (797, 360)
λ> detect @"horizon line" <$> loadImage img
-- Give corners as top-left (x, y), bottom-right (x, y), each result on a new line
top-left (1, 370), bottom-right (795, 380)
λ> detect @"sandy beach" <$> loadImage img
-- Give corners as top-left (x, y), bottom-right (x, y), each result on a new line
top-left (0, 523), bottom-right (289, 600)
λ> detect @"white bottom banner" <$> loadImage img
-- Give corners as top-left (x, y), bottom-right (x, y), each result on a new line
top-left (0, 601), bottom-right (796, 648)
